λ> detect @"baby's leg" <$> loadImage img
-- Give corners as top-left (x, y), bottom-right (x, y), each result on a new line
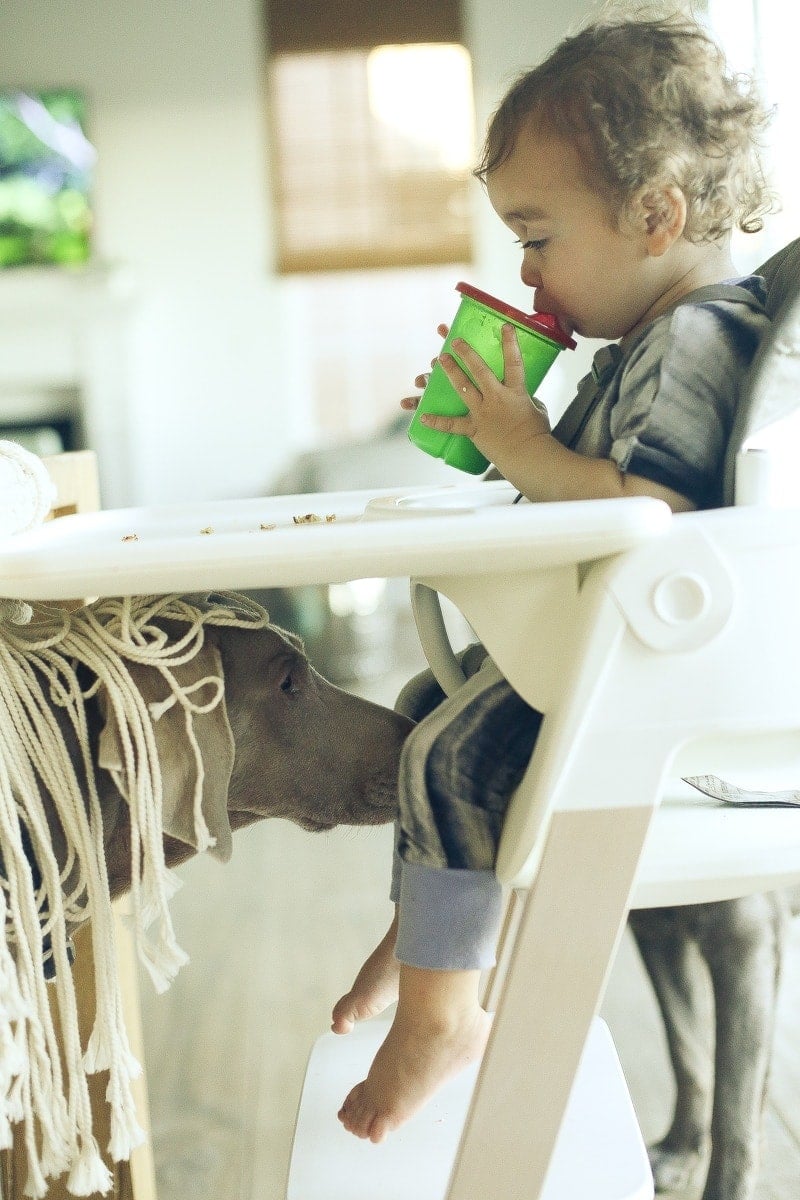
top-left (337, 961), bottom-right (490, 1142)
top-left (331, 907), bottom-right (400, 1034)
top-left (338, 659), bottom-right (540, 1139)
top-left (330, 656), bottom-right (463, 1037)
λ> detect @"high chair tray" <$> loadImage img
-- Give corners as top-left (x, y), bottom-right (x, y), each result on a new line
top-left (0, 482), bottom-right (670, 599)
top-left (285, 1015), bottom-right (652, 1200)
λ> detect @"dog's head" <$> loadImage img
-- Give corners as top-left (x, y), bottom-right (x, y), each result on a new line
top-left (206, 619), bottom-right (412, 834)
top-left (95, 609), bottom-right (411, 880)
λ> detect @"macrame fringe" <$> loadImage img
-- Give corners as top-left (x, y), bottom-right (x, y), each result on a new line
top-left (0, 591), bottom-right (270, 1193)
top-left (64, 1139), bottom-right (113, 1198)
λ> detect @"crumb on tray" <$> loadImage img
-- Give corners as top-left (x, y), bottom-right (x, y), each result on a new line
top-left (292, 512), bottom-right (337, 525)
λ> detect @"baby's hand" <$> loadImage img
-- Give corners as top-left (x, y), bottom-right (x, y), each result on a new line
top-left (422, 324), bottom-right (550, 472)
top-left (401, 323), bottom-right (450, 412)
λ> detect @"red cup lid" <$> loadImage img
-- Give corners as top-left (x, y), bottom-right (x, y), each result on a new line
top-left (456, 281), bottom-right (576, 349)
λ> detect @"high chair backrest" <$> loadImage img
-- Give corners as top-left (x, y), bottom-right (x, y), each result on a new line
top-left (725, 236), bottom-right (800, 505)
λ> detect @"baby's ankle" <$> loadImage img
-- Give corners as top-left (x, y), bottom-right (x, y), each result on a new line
top-left (397, 964), bottom-right (483, 1026)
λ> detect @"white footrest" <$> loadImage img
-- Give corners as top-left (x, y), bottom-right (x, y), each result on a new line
top-left (286, 1015), bottom-right (653, 1200)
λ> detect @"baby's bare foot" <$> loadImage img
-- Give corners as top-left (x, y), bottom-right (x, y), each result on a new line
top-left (331, 912), bottom-right (400, 1034)
top-left (337, 986), bottom-right (491, 1142)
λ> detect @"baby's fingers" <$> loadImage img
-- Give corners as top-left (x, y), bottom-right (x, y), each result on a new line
top-left (499, 323), bottom-right (526, 390)
top-left (419, 411), bottom-right (476, 437)
top-left (400, 394), bottom-right (421, 411)
top-left (445, 339), bottom-right (496, 392)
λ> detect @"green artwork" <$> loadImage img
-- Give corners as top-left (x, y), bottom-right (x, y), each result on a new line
top-left (0, 90), bottom-right (94, 269)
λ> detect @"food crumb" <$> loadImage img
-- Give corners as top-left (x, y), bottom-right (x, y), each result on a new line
top-left (292, 512), bottom-right (337, 525)
top-left (121, 533), bottom-right (139, 543)
top-left (259, 522), bottom-right (277, 531)
top-left (200, 526), bottom-right (214, 535)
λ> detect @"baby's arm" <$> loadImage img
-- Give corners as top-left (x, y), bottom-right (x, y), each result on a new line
top-left (425, 325), bottom-right (694, 513)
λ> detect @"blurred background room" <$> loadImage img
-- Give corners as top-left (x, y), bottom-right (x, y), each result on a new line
top-left (3, 0), bottom-right (796, 513)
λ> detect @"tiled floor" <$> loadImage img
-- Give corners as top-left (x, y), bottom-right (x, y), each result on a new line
top-left (139, 644), bottom-right (800, 1200)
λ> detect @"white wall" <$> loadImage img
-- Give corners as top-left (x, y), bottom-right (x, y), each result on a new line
top-left (2, 0), bottom-right (284, 503)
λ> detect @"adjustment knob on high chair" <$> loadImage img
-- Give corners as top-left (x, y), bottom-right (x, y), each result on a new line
top-left (608, 524), bottom-right (734, 652)
top-left (651, 571), bottom-right (712, 625)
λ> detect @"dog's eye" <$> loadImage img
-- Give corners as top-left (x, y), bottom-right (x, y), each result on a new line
top-left (274, 651), bottom-right (305, 695)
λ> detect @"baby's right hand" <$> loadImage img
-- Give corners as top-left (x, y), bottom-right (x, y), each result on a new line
top-left (401, 323), bottom-right (449, 412)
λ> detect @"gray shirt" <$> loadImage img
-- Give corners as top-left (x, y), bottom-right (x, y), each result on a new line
top-left (554, 276), bottom-right (770, 508)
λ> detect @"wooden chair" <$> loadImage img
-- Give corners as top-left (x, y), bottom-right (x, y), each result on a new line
top-left (0, 451), bottom-right (156, 1200)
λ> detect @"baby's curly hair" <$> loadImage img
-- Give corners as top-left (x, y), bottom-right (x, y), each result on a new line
top-left (475, 5), bottom-right (774, 241)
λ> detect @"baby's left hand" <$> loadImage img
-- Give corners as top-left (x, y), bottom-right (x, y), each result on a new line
top-left (423, 324), bottom-right (551, 471)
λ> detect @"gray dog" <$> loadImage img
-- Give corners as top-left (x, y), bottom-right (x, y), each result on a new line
top-left (30, 605), bottom-right (413, 904)
top-left (629, 890), bottom-right (799, 1200)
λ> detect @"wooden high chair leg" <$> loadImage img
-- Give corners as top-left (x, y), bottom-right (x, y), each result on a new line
top-left (113, 899), bottom-right (158, 1200)
top-left (448, 805), bottom-right (652, 1200)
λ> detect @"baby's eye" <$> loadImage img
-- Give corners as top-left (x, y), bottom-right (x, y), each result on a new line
top-left (517, 238), bottom-right (548, 251)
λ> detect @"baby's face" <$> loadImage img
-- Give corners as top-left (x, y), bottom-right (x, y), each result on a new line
top-left (485, 121), bottom-right (669, 342)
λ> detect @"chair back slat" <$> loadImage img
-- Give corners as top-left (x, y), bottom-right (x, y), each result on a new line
top-left (725, 237), bottom-right (800, 504)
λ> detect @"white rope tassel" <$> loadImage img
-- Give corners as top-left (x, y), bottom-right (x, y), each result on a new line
top-left (0, 592), bottom-right (270, 1190)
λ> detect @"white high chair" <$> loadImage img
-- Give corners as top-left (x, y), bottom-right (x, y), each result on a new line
top-left (285, 239), bottom-right (800, 1200)
top-left (0, 240), bottom-right (797, 1200)
top-left (0, 485), bottom-right (667, 1200)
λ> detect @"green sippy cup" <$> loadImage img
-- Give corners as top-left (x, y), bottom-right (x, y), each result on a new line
top-left (407, 281), bottom-right (576, 474)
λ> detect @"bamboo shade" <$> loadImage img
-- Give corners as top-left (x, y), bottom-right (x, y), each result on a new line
top-left (265, 0), bottom-right (463, 54)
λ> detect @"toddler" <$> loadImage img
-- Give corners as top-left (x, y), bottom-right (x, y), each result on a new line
top-left (334, 5), bottom-right (774, 1142)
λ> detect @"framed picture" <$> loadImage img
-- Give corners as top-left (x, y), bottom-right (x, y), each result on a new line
top-left (0, 89), bottom-right (94, 269)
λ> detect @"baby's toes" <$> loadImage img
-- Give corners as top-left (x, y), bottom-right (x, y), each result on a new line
top-left (331, 995), bottom-right (357, 1034)
top-left (332, 988), bottom-right (392, 1033)
top-left (366, 1112), bottom-right (394, 1145)
top-left (337, 1083), bottom-right (374, 1139)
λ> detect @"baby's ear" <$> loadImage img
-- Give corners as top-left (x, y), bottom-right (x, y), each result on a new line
top-left (636, 185), bottom-right (687, 255)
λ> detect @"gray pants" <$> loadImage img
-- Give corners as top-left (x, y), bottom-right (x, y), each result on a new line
top-left (391, 647), bottom-right (542, 969)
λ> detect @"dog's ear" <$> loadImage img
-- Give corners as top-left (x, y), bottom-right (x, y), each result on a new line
top-left (96, 636), bottom-right (235, 863)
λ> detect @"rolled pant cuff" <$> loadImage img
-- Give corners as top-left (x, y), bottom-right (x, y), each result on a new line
top-left (395, 860), bottom-right (503, 970)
